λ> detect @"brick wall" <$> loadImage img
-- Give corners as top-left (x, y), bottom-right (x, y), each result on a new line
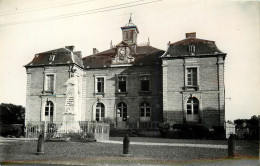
top-left (162, 56), bottom-right (225, 127)
top-left (83, 65), bottom-right (162, 125)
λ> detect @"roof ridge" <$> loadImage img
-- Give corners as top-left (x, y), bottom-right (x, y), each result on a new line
top-left (171, 37), bottom-right (214, 45)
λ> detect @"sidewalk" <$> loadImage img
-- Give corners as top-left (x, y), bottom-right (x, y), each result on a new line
top-left (100, 140), bottom-right (228, 149)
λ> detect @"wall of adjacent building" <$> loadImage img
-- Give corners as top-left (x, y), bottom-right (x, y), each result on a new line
top-left (25, 65), bottom-right (71, 123)
top-left (162, 56), bottom-right (225, 127)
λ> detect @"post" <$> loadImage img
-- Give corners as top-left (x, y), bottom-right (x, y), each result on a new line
top-left (36, 133), bottom-right (44, 155)
top-left (228, 134), bottom-right (235, 157)
top-left (123, 134), bottom-right (130, 156)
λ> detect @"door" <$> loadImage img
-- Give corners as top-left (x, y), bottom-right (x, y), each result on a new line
top-left (117, 102), bottom-right (127, 128)
top-left (186, 97), bottom-right (199, 122)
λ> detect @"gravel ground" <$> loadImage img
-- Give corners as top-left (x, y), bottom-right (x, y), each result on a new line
top-left (0, 138), bottom-right (258, 165)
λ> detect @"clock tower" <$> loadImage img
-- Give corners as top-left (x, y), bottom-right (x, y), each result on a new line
top-left (121, 14), bottom-right (139, 45)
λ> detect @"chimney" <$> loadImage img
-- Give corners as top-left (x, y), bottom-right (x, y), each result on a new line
top-left (65, 46), bottom-right (75, 52)
top-left (93, 48), bottom-right (99, 54)
top-left (186, 32), bottom-right (196, 38)
top-left (74, 51), bottom-right (82, 59)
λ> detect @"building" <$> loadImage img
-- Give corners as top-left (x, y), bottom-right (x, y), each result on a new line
top-left (161, 32), bottom-right (226, 127)
top-left (24, 17), bottom-right (226, 129)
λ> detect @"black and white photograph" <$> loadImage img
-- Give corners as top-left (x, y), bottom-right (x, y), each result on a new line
top-left (0, 0), bottom-right (259, 165)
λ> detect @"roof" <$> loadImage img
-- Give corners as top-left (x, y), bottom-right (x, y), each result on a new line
top-left (25, 47), bottom-right (84, 68)
top-left (161, 37), bottom-right (226, 58)
top-left (82, 45), bottom-right (164, 69)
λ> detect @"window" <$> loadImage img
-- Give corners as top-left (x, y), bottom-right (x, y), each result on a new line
top-left (48, 54), bottom-right (55, 61)
top-left (45, 75), bottom-right (54, 92)
top-left (140, 102), bottom-right (151, 117)
top-left (118, 76), bottom-right (126, 92)
top-left (186, 97), bottom-right (199, 122)
top-left (96, 103), bottom-right (105, 121)
top-left (45, 101), bottom-right (54, 122)
top-left (117, 102), bottom-right (127, 121)
top-left (140, 76), bottom-right (150, 92)
top-left (97, 77), bottom-right (104, 93)
top-left (188, 45), bottom-right (195, 53)
top-left (187, 68), bottom-right (197, 86)
top-left (124, 31), bottom-right (133, 41)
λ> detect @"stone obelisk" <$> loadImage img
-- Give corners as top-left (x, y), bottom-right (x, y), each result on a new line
top-left (58, 77), bottom-right (81, 134)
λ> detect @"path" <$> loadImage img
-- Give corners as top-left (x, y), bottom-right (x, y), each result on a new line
top-left (100, 140), bottom-right (228, 149)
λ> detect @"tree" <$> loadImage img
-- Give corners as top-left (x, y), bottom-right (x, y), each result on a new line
top-left (0, 103), bottom-right (25, 124)
top-left (234, 115), bottom-right (259, 127)
top-left (248, 115), bottom-right (259, 127)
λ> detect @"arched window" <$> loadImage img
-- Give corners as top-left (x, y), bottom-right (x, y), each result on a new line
top-left (45, 101), bottom-right (54, 122)
top-left (140, 102), bottom-right (151, 117)
top-left (117, 102), bottom-right (127, 121)
top-left (186, 97), bottom-right (199, 122)
top-left (96, 103), bottom-right (105, 121)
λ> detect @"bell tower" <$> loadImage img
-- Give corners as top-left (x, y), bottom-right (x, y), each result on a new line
top-left (121, 14), bottom-right (139, 45)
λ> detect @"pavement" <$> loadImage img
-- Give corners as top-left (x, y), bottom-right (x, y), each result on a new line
top-left (0, 137), bottom-right (258, 166)
top-left (100, 140), bottom-right (228, 149)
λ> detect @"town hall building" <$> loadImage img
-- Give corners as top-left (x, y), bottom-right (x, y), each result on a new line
top-left (24, 17), bottom-right (226, 129)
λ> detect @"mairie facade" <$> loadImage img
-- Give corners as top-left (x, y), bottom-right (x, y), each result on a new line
top-left (24, 18), bottom-right (226, 129)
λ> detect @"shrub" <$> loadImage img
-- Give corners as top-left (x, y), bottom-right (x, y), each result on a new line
top-left (212, 126), bottom-right (225, 139)
top-left (159, 123), bottom-right (210, 139)
top-left (0, 124), bottom-right (24, 137)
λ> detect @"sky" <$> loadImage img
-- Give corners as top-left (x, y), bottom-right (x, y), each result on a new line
top-left (0, 0), bottom-right (259, 121)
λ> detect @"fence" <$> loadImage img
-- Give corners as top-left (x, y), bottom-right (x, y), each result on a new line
top-left (25, 121), bottom-right (110, 141)
top-left (123, 121), bottom-right (160, 130)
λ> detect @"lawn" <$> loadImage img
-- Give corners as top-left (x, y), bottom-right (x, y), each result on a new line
top-left (0, 137), bottom-right (258, 165)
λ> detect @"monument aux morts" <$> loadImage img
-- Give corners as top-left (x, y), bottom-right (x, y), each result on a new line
top-left (24, 17), bottom-right (226, 131)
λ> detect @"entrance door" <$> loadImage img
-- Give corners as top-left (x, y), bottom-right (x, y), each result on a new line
top-left (117, 102), bottom-right (127, 128)
top-left (186, 97), bottom-right (199, 122)
top-left (45, 101), bottom-right (54, 122)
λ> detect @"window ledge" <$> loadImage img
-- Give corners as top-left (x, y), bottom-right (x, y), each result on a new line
top-left (183, 86), bottom-right (199, 91)
top-left (115, 92), bottom-right (128, 96)
top-left (42, 90), bottom-right (55, 95)
top-left (138, 91), bottom-right (152, 96)
top-left (94, 92), bottom-right (105, 97)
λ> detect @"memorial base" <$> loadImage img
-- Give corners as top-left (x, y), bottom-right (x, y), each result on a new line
top-left (57, 113), bottom-right (81, 134)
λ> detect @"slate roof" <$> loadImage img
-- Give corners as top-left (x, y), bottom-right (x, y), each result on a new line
top-left (161, 37), bottom-right (226, 58)
top-left (25, 47), bottom-right (84, 68)
top-left (82, 45), bottom-right (164, 69)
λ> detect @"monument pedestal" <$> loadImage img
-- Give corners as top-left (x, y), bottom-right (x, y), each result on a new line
top-left (57, 113), bottom-right (81, 134)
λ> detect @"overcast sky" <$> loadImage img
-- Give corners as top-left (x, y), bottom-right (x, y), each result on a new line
top-left (0, 0), bottom-right (259, 121)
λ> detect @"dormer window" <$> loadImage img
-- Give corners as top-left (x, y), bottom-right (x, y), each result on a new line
top-left (49, 54), bottom-right (55, 61)
top-left (188, 45), bottom-right (195, 53)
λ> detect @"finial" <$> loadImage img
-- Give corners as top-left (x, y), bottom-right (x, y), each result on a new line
top-left (110, 40), bottom-right (113, 48)
top-left (129, 13), bottom-right (132, 24)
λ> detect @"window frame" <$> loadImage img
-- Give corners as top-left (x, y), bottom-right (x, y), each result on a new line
top-left (95, 103), bottom-right (105, 122)
top-left (94, 76), bottom-right (106, 95)
top-left (140, 75), bottom-right (150, 92)
top-left (44, 73), bottom-right (56, 93)
top-left (140, 102), bottom-right (151, 117)
top-left (44, 100), bottom-right (54, 122)
top-left (185, 66), bottom-right (199, 90)
top-left (117, 76), bottom-right (127, 93)
top-left (117, 102), bottom-right (127, 121)
top-left (186, 97), bottom-right (199, 122)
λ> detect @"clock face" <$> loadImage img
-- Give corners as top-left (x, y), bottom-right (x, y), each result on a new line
top-left (119, 47), bottom-right (126, 60)
top-left (120, 50), bottom-right (125, 55)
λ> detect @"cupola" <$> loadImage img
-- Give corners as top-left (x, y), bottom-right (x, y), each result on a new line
top-left (121, 14), bottom-right (139, 45)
